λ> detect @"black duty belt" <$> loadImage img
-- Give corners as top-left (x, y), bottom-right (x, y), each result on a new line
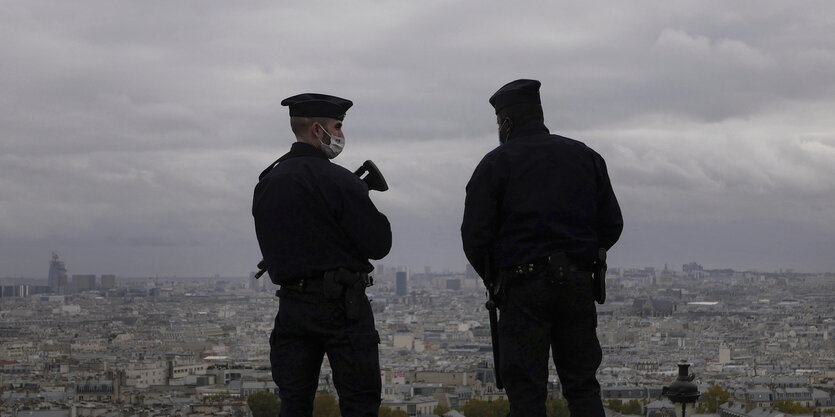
top-left (276, 270), bottom-right (372, 296)
top-left (502, 257), bottom-right (550, 278)
top-left (275, 275), bottom-right (325, 296)
top-left (502, 253), bottom-right (595, 279)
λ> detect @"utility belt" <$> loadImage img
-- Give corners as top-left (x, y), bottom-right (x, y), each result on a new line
top-left (499, 252), bottom-right (606, 304)
top-left (278, 268), bottom-right (373, 320)
top-left (500, 253), bottom-right (594, 280)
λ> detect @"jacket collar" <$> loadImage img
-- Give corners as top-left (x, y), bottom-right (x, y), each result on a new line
top-left (508, 121), bottom-right (550, 141)
top-left (259, 142), bottom-right (328, 180)
top-left (278, 141), bottom-right (328, 162)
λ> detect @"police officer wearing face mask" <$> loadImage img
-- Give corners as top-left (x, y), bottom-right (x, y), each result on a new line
top-left (461, 79), bottom-right (623, 417)
top-left (253, 93), bottom-right (392, 417)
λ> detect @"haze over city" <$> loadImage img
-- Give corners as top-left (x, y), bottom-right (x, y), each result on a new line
top-left (2, 1), bottom-right (834, 277)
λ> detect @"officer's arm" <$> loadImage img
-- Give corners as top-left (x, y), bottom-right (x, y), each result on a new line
top-left (461, 158), bottom-right (500, 278)
top-left (594, 153), bottom-right (623, 250)
top-left (340, 180), bottom-right (392, 260)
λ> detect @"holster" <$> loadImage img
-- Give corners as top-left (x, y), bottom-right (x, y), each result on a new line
top-left (484, 271), bottom-right (507, 307)
top-left (541, 251), bottom-right (605, 303)
top-left (323, 268), bottom-right (371, 321)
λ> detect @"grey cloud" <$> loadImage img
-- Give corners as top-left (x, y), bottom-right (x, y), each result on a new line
top-left (2, 0), bottom-right (835, 276)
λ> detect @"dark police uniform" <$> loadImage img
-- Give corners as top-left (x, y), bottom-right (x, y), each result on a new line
top-left (461, 80), bottom-right (623, 417)
top-left (253, 94), bottom-right (391, 417)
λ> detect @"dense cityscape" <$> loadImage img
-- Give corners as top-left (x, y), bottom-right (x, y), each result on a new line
top-left (1, 254), bottom-right (833, 417)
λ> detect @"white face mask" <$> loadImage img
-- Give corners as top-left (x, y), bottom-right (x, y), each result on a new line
top-left (317, 123), bottom-right (344, 159)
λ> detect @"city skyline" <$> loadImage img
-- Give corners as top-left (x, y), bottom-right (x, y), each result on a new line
top-left (1, 264), bottom-right (832, 415)
top-left (2, 1), bottom-right (834, 277)
top-left (3, 253), bottom-right (830, 282)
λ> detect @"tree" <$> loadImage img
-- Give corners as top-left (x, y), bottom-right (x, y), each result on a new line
top-left (313, 393), bottom-right (341, 417)
top-left (434, 404), bottom-right (451, 415)
top-left (606, 399), bottom-right (643, 415)
top-left (546, 398), bottom-right (569, 417)
top-left (771, 399), bottom-right (814, 414)
top-left (461, 398), bottom-right (509, 417)
top-left (247, 391), bottom-right (281, 417)
top-left (606, 399), bottom-right (624, 412)
top-left (696, 384), bottom-right (731, 413)
top-left (621, 399), bottom-right (643, 415)
top-left (380, 406), bottom-right (409, 417)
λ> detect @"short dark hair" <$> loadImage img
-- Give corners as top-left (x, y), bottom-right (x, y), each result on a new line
top-left (289, 116), bottom-right (329, 138)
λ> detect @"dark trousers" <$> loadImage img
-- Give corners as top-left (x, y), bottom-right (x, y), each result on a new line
top-left (270, 286), bottom-right (381, 417)
top-left (498, 269), bottom-right (604, 417)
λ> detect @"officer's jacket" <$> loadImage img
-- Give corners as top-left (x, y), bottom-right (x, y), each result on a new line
top-left (253, 142), bottom-right (392, 284)
top-left (461, 122), bottom-right (623, 278)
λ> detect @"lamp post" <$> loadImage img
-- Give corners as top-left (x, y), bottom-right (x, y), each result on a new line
top-left (662, 360), bottom-right (701, 417)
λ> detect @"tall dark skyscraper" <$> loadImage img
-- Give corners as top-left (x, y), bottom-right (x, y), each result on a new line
top-left (47, 252), bottom-right (68, 294)
top-left (395, 271), bottom-right (408, 297)
top-left (101, 274), bottom-right (116, 290)
top-left (73, 274), bottom-right (96, 292)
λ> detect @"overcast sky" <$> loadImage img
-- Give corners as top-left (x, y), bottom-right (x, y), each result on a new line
top-left (2, 1), bottom-right (834, 278)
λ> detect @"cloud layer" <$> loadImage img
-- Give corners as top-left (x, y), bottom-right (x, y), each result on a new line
top-left (2, 1), bottom-right (834, 276)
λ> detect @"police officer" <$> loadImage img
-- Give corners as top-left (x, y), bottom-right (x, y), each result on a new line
top-left (461, 79), bottom-right (623, 417)
top-left (253, 93), bottom-right (392, 417)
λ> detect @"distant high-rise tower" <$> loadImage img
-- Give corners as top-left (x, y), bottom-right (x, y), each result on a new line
top-left (101, 274), bottom-right (116, 290)
top-left (73, 274), bottom-right (96, 292)
top-left (395, 271), bottom-right (408, 297)
top-left (48, 252), bottom-right (68, 294)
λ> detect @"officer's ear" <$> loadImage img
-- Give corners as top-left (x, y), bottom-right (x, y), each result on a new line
top-left (311, 120), bottom-right (326, 141)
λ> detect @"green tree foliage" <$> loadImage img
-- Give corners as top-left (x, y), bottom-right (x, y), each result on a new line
top-left (546, 398), bottom-right (570, 417)
top-left (379, 406), bottom-right (409, 417)
top-left (606, 399), bottom-right (643, 415)
top-left (622, 399), bottom-right (643, 415)
top-left (460, 398), bottom-right (510, 417)
top-left (771, 399), bottom-right (814, 414)
top-left (434, 404), bottom-right (451, 415)
top-left (460, 398), bottom-right (566, 417)
top-left (313, 393), bottom-right (341, 417)
top-left (606, 399), bottom-right (623, 412)
top-left (247, 391), bottom-right (281, 417)
top-left (695, 385), bottom-right (731, 413)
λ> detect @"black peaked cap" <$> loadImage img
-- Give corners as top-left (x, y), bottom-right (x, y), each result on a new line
top-left (489, 79), bottom-right (542, 114)
top-left (281, 93), bottom-right (353, 120)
